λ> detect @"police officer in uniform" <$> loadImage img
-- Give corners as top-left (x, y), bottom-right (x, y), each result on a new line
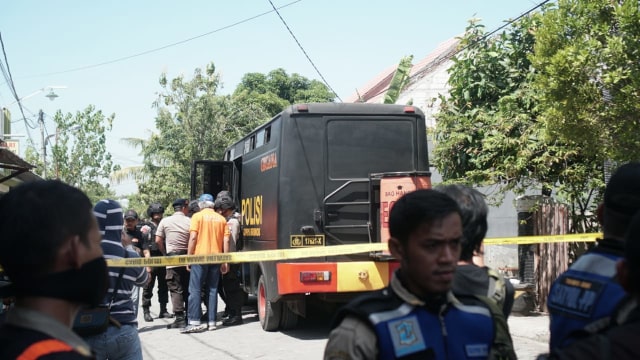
top-left (324, 190), bottom-right (516, 360)
top-left (547, 162), bottom-right (640, 350)
top-left (140, 202), bottom-right (172, 322)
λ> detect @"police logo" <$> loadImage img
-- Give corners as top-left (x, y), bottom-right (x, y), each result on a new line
top-left (388, 316), bottom-right (426, 357)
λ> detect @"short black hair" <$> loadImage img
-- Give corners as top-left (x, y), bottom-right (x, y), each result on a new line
top-left (188, 200), bottom-right (200, 217)
top-left (435, 185), bottom-right (488, 261)
top-left (389, 189), bottom-right (461, 246)
top-left (624, 211), bottom-right (640, 293)
top-left (0, 180), bottom-right (94, 283)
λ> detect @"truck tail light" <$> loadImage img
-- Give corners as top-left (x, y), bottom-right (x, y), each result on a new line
top-left (300, 271), bottom-right (331, 282)
top-left (296, 104), bottom-right (309, 112)
top-left (404, 106), bottom-right (415, 113)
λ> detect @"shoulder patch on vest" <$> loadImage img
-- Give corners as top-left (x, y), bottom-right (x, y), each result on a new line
top-left (387, 315), bottom-right (427, 358)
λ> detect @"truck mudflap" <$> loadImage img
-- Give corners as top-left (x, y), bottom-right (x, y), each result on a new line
top-left (276, 261), bottom-right (400, 295)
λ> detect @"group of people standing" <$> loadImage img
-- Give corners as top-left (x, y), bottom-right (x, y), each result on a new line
top-left (129, 192), bottom-right (246, 333)
top-left (2, 162), bottom-right (640, 359)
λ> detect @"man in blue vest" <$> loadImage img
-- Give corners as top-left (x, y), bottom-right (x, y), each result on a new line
top-left (548, 162), bottom-right (640, 350)
top-left (324, 189), bottom-right (515, 360)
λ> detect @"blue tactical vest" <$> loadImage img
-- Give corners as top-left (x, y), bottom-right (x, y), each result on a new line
top-left (370, 302), bottom-right (494, 359)
top-left (547, 247), bottom-right (626, 350)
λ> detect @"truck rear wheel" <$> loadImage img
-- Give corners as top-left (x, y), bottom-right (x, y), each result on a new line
top-left (258, 274), bottom-right (282, 331)
top-left (280, 302), bottom-right (299, 330)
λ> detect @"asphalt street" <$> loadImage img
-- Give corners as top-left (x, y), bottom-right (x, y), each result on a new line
top-left (136, 299), bottom-right (550, 360)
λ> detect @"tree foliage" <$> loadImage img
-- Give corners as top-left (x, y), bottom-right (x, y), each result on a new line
top-left (384, 55), bottom-right (413, 104)
top-left (233, 68), bottom-right (335, 116)
top-left (531, 0), bottom-right (640, 163)
top-left (116, 64), bottom-right (335, 211)
top-left (434, 14), bottom-right (603, 234)
top-left (120, 63), bottom-right (269, 210)
top-left (26, 105), bottom-right (120, 203)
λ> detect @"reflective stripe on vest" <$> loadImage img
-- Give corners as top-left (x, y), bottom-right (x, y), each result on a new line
top-left (18, 339), bottom-right (74, 360)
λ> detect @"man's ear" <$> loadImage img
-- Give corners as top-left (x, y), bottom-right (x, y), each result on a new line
top-left (65, 235), bottom-right (84, 269)
top-left (388, 237), bottom-right (404, 261)
top-left (616, 259), bottom-right (631, 293)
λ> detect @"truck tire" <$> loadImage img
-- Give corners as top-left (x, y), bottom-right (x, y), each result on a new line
top-left (280, 302), bottom-right (299, 330)
top-left (258, 274), bottom-right (282, 331)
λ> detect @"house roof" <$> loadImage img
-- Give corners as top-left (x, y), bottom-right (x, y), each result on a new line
top-left (346, 37), bottom-right (461, 103)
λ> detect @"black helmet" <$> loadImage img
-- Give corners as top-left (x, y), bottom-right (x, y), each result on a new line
top-left (146, 202), bottom-right (165, 217)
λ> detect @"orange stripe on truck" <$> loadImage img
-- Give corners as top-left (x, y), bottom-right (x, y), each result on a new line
top-left (276, 261), bottom-right (400, 295)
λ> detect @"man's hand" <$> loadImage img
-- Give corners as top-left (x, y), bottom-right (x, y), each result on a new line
top-left (140, 225), bottom-right (151, 235)
top-left (221, 263), bottom-right (229, 275)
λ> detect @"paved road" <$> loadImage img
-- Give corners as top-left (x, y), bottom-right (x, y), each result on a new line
top-left (137, 299), bottom-right (550, 360)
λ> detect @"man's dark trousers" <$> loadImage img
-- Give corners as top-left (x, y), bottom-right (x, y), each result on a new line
top-left (142, 250), bottom-right (169, 317)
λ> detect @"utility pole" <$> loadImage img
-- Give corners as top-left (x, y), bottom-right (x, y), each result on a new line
top-left (39, 110), bottom-right (46, 178)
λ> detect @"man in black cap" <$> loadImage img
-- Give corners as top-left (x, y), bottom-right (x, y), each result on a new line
top-left (140, 202), bottom-right (171, 321)
top-left (548, 162), bottom-right (640, 350)
top-left (124, 210), bottom-right (144, 256)
top-left (124, 209), bottom-right (145, 317)
top-left (156, 198), bottom-right (192, 329)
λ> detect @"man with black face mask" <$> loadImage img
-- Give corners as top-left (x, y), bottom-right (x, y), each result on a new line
top-left (0, 180), bottom-right (106, 359)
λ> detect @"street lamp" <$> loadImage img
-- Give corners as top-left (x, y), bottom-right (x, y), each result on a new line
top-left (1, 85), bottom-right (67, 178)
top-left (34, 87), bottom-right (66, 178)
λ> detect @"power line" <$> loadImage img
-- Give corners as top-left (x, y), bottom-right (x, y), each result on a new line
top-left (363, 0), bottom-right (551, 101)
top-left (0, 32), bottom-right (34, 139)
top-left (266, 0), bottom-right (342, 102)
top-left (19, 0), bottom-right (304, 79)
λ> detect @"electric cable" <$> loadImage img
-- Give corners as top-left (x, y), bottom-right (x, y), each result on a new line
top-left (267, 0), bottom-right (341, 102)
top-left (19, 0), bottom-right (304, 79)
top-left (361, 0), bottom-right (551, 101)
top-left (0, 32), bottom-right (36, 144)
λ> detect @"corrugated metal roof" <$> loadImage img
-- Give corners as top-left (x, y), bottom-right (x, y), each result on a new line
top-left (0, 146), bottom-right (39, 186)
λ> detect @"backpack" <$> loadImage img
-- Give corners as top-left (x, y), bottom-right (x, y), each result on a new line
top-left (487, 268), bottom-right (507, 306)
top-left (231, 211), bottom-right (243, 251)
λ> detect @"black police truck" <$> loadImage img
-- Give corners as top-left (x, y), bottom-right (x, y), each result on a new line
top-left (191, 102), bottom-right (431, 331)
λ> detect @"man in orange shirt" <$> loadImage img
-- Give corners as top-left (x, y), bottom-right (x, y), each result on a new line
top-left (181, 194), bottom-right (230, 333)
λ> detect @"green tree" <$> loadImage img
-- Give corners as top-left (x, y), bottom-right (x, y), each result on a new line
top-left (434, 15), bottom-right (602, 234)
top-left (233, 68), bottom-right (335, 116)
top-left (25, 105), bottom-right (120, 203)
top-left (116, 63), bottom-right (269, 208)
top-left (531, 0), bottom-right (640, 163)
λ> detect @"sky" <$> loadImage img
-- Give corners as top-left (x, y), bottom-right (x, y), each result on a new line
top-left (1, 0), bottom-right (540, 196)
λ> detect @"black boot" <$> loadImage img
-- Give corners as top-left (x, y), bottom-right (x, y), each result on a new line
top-left (222, 309), bottom-right (242, 326)
top-left (143, 307), bottom-right (153, 322)
top-left (222, 315), bottom-right (243, 326)
top-left (167, 312), bottom-right (186, 329)
top-left (159, 304), bottom-right (173, 319)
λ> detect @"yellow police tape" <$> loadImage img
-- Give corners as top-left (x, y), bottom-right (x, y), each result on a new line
top-left (483, 232), bottom-right (601, 246)
top-left (104, 233), bottom-right (602, 267)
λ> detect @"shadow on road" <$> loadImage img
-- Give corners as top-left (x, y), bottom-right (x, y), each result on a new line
top-left (281, 314), bottom-right (332, 340)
